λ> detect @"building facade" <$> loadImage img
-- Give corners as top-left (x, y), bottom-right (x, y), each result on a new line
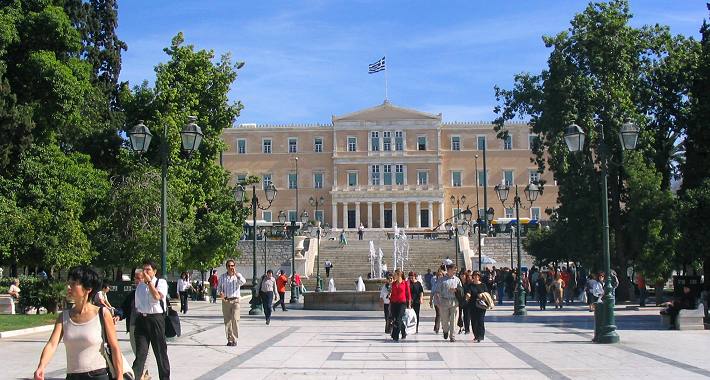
top-left (221, 101), bottom-right (558, 230)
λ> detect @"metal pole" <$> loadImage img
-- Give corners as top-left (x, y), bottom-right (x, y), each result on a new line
top-left (290, 157), bottom-right (298, 303)
top-left (160, 124), bottom-right (168, 278)
top-left (510, 228), bottom-right (514, 269)
top-left (513, 185), bottom-right (527, 316)
top-left (596, 126), bottom-right (619, 343)
top-left (249, 185), bottom-right (263, 315)
top-left (482, 139), bottom-right (489, 234)
top-left (475, 155), bottom-right (482, 271)
top-left (263, 229), bottom-right (267, 274)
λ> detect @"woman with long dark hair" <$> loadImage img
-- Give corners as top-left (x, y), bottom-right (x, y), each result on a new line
top-left (177, 271), bottom-right (193, 314)
top-left (465, 271), bottom-right (489, 343)
top-left (34, 266), bottom-right (123, 380)
top-left (389, 270), bottom-right (411, 342)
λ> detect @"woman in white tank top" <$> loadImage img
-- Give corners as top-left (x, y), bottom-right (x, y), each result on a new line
top-left (33, 266), bottom-right (123, 380)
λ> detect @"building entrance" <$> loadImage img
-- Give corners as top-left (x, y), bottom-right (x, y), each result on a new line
top-left (420, 209), bottom-right (429, 228)
top-left (347, 210), bottom-right (356, 229)
top-left (384, 210), bottom-right (392, 228)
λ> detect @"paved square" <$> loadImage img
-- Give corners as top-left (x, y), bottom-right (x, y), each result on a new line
top-left (2, 299), bottom-right (709, 379)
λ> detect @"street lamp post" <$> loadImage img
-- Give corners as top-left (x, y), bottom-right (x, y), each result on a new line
top-left (128, 117), bottom-right (204, 278)
top-left (564, 119), bottom-right (639, 344)
top-left (234, 183), bottom-right (277, 315)
top-left (261, 228), bottom-right (268, 274)
top-left (448, 195), bottom-right (467, 268)
top-left (309, 196), bottom-right (325, 291)
top-left (494, 182), bottom-right (539, 316)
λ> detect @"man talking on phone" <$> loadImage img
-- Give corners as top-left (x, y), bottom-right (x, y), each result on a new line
top-left (133, 260), bottom-right (170, 380)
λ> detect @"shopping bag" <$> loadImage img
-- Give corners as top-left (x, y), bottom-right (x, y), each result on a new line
top-left (403, 308), bottom-right (417, 335)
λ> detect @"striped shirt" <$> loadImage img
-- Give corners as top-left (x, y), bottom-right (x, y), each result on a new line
top-left (218, 272), bottom-right (246, 299)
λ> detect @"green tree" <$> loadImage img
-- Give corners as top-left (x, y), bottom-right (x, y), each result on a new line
top-left (493, 1), bottom-right (694, 299)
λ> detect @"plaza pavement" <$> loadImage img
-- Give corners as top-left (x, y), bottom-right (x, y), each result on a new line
top-left (2, 296), bottom-right (709, 380)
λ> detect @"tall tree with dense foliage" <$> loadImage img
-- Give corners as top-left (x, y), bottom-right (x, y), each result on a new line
top-left (493, 0), bottom-right (698, 299)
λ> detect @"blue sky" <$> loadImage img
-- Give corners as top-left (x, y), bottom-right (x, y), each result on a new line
top-left (117, 1), bottom-right (708, 125)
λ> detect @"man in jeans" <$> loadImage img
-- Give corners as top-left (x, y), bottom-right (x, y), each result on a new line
top-left (133, 260), bottom-right (170, 380)
top-left (218, 259), bottom-right (246, 346)
top-left (208, 270), bottom-right (219, 303)
top-left (434, 264), bottom-right (462, 342)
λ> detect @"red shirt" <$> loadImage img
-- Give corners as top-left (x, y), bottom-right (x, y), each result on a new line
top-left (276, 275), bottom-right (288, 293)
top-left (389, 281), bottom-right (411, 304)
top-left (209, 274), bottom-right (219, 288)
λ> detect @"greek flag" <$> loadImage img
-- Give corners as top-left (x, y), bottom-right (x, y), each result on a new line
top-left (368, 56), bottom-right (386, 74)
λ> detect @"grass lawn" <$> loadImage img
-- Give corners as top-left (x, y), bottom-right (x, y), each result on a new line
top-left (0, 313), bottom-right (58, 332)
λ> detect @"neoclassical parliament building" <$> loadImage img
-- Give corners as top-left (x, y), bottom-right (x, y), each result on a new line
top-left (221, 101), bottom-right (558, 230)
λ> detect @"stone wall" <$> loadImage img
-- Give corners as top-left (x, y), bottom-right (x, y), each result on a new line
top-left (235, 240), bottom-right (294, 280)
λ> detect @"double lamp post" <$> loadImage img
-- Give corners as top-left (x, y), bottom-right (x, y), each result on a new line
top-left (445, 195), bottom-right (473, 270)
top-left (563, 119), bottom-right (639, 343)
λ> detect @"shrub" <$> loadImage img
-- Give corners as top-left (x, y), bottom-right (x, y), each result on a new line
top-left (0, 276), bottom-right (67, 314)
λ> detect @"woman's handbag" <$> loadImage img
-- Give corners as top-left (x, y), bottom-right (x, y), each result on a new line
top-left (160, 298), bottom-right (181, 338)
top-left (98, 307), bottom-right (135, 380)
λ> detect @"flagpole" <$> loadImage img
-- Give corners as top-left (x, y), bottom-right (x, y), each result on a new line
top-left (384, 59), bottom-right (388, 101)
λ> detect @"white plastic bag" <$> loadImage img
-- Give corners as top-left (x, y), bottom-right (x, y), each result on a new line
top-left (403, 308), bottom-right (417, 334)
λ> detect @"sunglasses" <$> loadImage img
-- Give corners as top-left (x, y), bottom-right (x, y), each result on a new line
top-left (227, 264), bottom-right (235, 267)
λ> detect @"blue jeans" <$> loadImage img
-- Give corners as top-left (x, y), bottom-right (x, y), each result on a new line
top-left (211, 288), bottom-right (217, 303)
top-left (497, 285), bottom-right (505, 305)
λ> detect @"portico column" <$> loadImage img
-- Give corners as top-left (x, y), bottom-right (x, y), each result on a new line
top-left (403, 202), bottom-right (410, 228)
top-left (342, 202), bottom-right (348, 230)
top-left (438, 201), bottom-right (444, 228)
top-left (367, 202), bottom-right (373, 228)
top-left (355, 202), bottom-right (361, 227)
top-left (428, 201), bottom-right (434, 228)
top-left (332, 202), bottom-right (338, 229)
top-left (416, 201), bottom-right (422, 228)
top-left (392, 202), bottom-right (398, 227)
top-left (379, 201), bottom-right (385, 229)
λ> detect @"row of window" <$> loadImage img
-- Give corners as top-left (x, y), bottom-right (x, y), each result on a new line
top-left (237, 133), bottom-right (542, 154)
top-left (258, 210), bottom-right (325, 223)
top-left (238, 168), bottom-right (541, 190)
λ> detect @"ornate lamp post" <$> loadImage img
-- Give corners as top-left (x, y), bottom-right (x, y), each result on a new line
top-left (309, 196), bottom-right (326, 291)
top-left (476, 207), bottom-right (494, 271)
top-left (234, 183), bottom-right (277, 315)
top-left (494, 182), bottom-right (539, 316)
top-left (128, 117), bottom-right (204, 278)
top-left (563, 119), bottom-right (639, 343)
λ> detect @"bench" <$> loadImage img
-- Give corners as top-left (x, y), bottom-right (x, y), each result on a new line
top-left (661, 302), bottom-right (705, 330)
top-left (0, 295), bottom-right (16, 315)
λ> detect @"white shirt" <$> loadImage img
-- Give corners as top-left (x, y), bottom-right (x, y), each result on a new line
top-left (135, 277), bottom-right (168, 314)
top-left (379, 284), bottom-right (391, 304)
top-left (218, 272), bottom-right (246, 299)
top-left (177, 278), bottom-right (191, 292)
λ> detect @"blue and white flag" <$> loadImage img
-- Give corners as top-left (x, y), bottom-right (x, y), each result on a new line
top-left (368, 56), bottom-right (386, 74)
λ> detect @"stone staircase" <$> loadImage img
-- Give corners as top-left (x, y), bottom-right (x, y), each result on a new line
top-left (479, 235), bottom-right (534, 269)
top-left (300, 237), bottom-right (457, 291)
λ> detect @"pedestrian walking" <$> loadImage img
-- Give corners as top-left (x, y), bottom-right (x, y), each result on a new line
top-left (132, 260), bottom-right (170, 380)
top-left (379, 274), bottom-right (393, 333)
top-left (218, 259), bottom-right (246, 346)
top-left (434, 263), bottom-right (463, 342)
top-left (259, 270), bottom-right (276, 325)
top-left (273, 270), bottom-right (288, 311)
top-left (536, 273), bottom-right (548, 310)
top-left (339, 230), bottom-right (348, 248)
top-left (465, 271), bottom-right (489, 342)
top-left (92, 281), bottom-right (115, 314)
top-left (389, 270), bottom-right (411, 342)
top-left (552, 273), bottom-right (565, 309)
top-left (407, 271), bottom-right (424, 333)
top-left (177, 272), bottom-right (193, 314)
top-left (636, 273), bottom-right (647, 307)
top-left (424, 269), bottom-right (433, 290)
top-left (324, 260), bottom-right (333, 277)
top-left (430, 268), bottom-right (444, 333)
top-left (208, 270), bottom-right (219, 303)
top-left (358, 223), bottom-right (364, 240)
top-left (34, 266), bottom-right (123, 380)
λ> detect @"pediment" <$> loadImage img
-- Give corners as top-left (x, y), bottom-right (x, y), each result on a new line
top-left (333, 101), bottom-right (441, 122)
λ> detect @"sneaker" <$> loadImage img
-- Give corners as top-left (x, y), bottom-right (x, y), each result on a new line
top-left (266, 318), bottom-right (270, 325)
top-left (443, 332), bottom-right (448, 340)
top-left (450, 336), bottom-right (456, 342)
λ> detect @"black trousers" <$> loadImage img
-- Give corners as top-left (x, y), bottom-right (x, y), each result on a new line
top-left (133, 314), bottom-right (170, 380)
top-left (412, 302), bottom-right (421, 332)
top-left (538, 293), bottom-right (547, 310)
top-left (179, 291), bottom-right (189, 313)
top-left (470, 306), bottom-right (486, 340)
top-left (325, 267), bottom-right (331, 277)
top-left (65, 368), bottom-right (109, 380)
top-left (389, 302), bottom-right (406, 340)
top-left (273, 291), bottom-right (286, 311)
top-left (462, 305), bottom-right (470, 332)
top-left (260, 291), bottom-right (273, 321)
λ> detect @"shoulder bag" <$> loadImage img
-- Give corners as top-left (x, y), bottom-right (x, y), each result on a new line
top-left (98, 306), bottom-right (135, 380)
top-left (160, 297), bottom-right (181, 338)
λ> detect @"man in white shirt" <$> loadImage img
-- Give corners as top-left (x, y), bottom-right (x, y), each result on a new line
top-left (218, 259), bottom-right (246, 346)
top-left (132, 260), bottom-right (170, 380)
